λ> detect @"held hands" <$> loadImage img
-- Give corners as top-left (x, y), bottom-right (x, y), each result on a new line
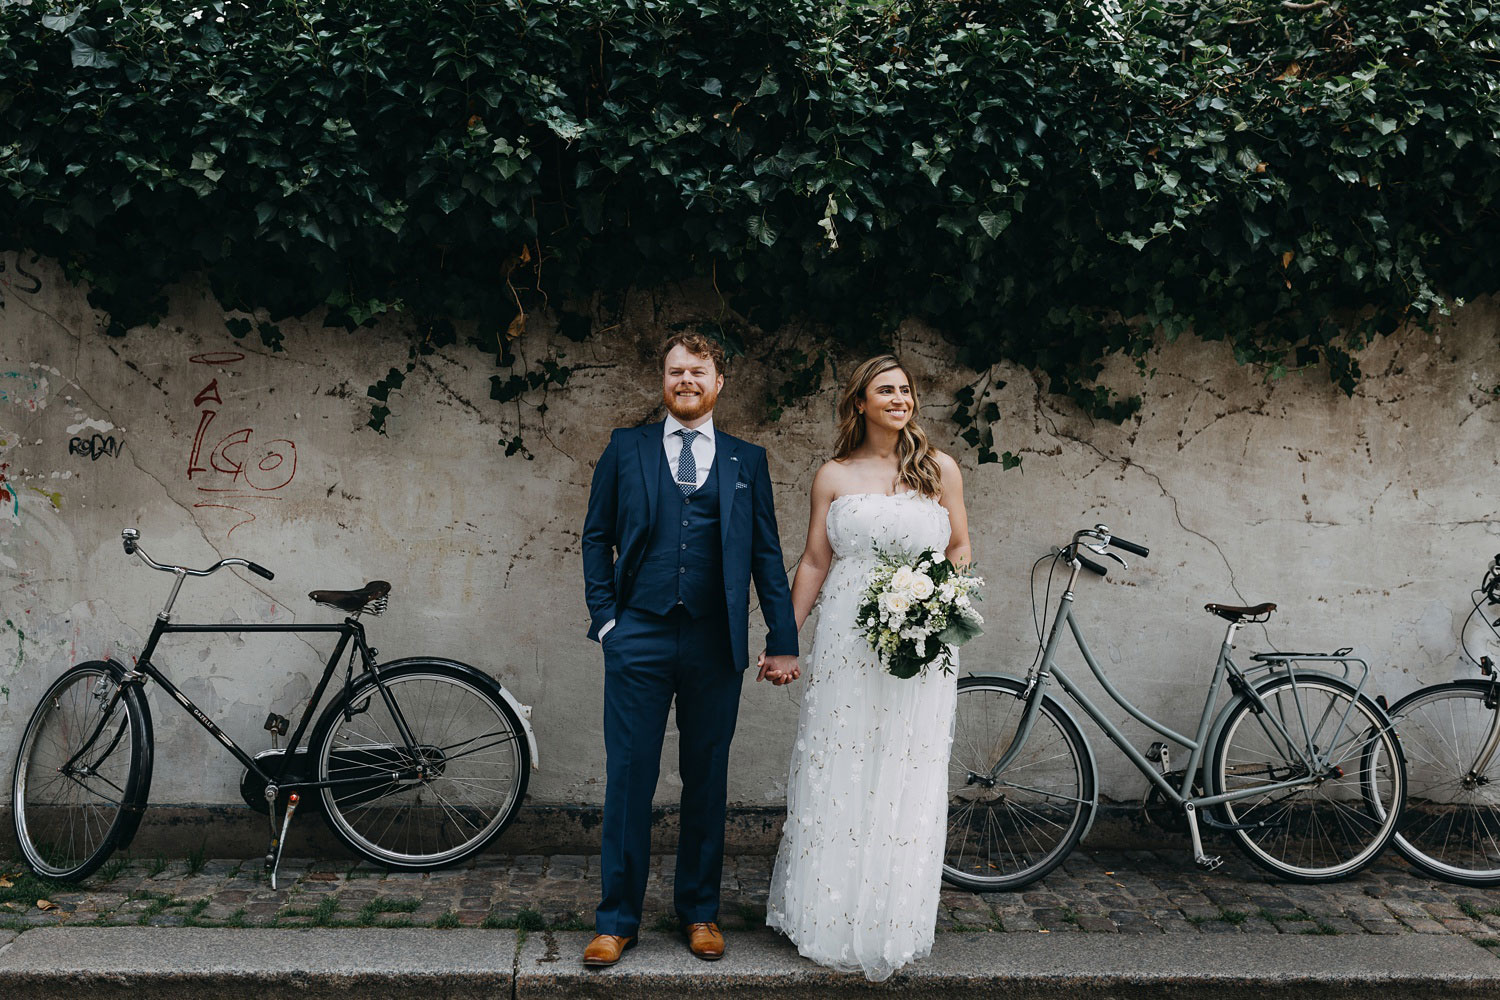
top-left (756, 651), bottom-right (801, 686)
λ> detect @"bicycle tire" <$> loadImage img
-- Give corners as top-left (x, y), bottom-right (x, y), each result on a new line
top-left (1210, 672), bottom-right (1405, 882)
top-left (11, 661), bottom-right (151, 882)
top-left (943, 674), bottom-right (1095, 891)
top-left (310, 658), bottom-right (530, 870)
top-left (1384, 680), bottom-right (1500, 886)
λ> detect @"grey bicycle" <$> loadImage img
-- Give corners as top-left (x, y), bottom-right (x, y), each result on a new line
top-left (944, 524), bottom-right (1407, 890)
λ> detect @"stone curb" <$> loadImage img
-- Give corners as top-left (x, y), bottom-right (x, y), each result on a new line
top-left (2, 926), bottom-right (1498, 1000)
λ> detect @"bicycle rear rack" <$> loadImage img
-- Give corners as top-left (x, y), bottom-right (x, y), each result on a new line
top-left (1247, 648), bottom-right (1370, 696)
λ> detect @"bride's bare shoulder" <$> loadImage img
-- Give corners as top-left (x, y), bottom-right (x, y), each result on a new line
top-left (811, 459), bottom-right (852, 500)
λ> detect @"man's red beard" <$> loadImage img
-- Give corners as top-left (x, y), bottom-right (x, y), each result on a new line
top-left (664, 385), bottom-right (718, 421)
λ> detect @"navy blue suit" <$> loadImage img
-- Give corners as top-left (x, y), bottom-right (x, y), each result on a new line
top-left (582, 421), bottom-right (797, 936)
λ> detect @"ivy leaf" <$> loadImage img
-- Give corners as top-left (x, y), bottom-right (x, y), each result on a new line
top-left (68, 28), bottom-right (119, 69)
top-left (977, 211), bottom-right (1010, 238)
top-left (747, 215), bottom-right (777, 246)
top-left (367, 368), bottom-right (406, 403)
top-left (42, 9), bottom-right (82, 31)
top-left (258, 322), bottom-right (284, 352)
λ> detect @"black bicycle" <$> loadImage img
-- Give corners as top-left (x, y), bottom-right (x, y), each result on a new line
top-left (11, 529), bottom-right (536, 886)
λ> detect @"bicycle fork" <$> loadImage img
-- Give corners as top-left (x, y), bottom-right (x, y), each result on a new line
top-left (1462, 683), bottom-right (1500, 791)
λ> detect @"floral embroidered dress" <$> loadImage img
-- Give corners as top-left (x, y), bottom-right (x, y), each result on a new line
top-left (767, 491), bottom-right (958, 981)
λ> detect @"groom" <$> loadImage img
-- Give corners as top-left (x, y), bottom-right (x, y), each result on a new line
top-left (580, 333), bottom-right (800, 966)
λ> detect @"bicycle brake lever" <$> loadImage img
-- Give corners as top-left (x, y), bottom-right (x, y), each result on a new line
top-left (1083, 542), bottom-right (1129, 570)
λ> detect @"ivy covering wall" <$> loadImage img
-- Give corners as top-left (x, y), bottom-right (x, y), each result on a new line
top-left (2, 0), bottom-right (1497, 460)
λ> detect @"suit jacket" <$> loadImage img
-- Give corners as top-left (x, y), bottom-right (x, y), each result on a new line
top-left (581, 421), bottom-right (799, 668)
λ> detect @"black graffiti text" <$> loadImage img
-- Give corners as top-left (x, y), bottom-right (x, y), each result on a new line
top-left (69, 434), bottom-right (123, 461)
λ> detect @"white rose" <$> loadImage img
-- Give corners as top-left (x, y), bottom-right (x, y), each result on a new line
top-left (880, 591), bottom-right (911, 618)
top-left (909, 572), bottom-right (935, 600)
top-left (939, 582), bottom-right (956, 602)
top-left (890, 565), bottom-right (918, 597)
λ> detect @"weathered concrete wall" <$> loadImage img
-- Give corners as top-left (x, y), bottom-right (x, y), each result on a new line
top-left (2, 248), bottom-right (1498, 842)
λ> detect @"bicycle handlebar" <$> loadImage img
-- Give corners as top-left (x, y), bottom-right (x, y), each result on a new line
top-left (1076, 551), bottom-right (1109, 576)
top-left (120, 528), bottom-right (276, 581)
top-left (1065, 524), bottom-right (1148, 576)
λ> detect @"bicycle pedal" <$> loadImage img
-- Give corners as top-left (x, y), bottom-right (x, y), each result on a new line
top-left (1144, 741), bottom-right (1169, 763)
top-left (1195, 854), bottom-right (1224, 871)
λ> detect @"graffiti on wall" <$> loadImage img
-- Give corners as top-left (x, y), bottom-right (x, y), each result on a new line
top-left (68, 434), bottom-right (123, 461)
top-left (0, 462), bottom-right (14, 518)
top-left (0, 251), bottom-right (43, 309)
top-left (185, 351), bottom-right (298, 537)
top-left (0, 370), bottom-right (49, 412)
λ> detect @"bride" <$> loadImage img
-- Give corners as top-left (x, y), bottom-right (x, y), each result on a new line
top-left (764, 354), bottom-right (971, 981)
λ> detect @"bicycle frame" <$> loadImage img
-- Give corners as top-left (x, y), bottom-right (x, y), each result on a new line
top-left (113, 615), bottom-right (425, 797)
top-left (987, 556), bottom-right (1370, 864)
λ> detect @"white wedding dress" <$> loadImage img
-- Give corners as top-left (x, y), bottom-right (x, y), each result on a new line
top-left (766, 491), bottom-right (958, 982)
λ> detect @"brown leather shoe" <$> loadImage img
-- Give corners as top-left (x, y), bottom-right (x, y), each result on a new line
top-left (684, 921), bottom-right (725, 960)
top-left (582, 933), bottom-right (636, 967)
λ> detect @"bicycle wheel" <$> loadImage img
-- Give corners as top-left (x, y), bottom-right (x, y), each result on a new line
top-left (310, 659), bottom-right (529, 869)
top-left (943, 675), bottom-right (1094, 891)
top-left (1210, 673), bottom-right (1405, 882)
top-left (11, 662), bottom-right (150, 882)
top-left (1385, 680), bottom-right (1500, 886)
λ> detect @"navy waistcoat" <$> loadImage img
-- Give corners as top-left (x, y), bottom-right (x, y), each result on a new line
top-left (626, 451), bottom-right (725, 618)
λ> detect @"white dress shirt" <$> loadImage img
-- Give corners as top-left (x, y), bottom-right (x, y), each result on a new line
top-left (599, 415), bottom-right (716, 642)
top-left (663, 413), bottom-right (715, 491)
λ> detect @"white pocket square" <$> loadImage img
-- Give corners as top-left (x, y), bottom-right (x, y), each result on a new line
top-left (735, 481), bottom-right (750, 490)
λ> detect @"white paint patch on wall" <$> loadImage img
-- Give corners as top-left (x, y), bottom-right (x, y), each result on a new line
top-left (66, 417), bottom-right (116, 435)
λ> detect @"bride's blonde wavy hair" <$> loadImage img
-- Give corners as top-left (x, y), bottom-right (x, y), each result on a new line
top-left (832, 355), bottom-right (943, 498)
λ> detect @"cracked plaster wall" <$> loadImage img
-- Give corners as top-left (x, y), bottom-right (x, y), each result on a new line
top-left (2, 249), bottom-right (1498, 816)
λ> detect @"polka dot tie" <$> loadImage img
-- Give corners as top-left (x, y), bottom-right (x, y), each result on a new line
top-left (675, 428), bottom-right (700, 495)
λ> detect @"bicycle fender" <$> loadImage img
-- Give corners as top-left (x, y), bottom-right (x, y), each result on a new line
top-left (102, 657), bottom-right (154, 849)
top-left (373, 657), bottom-right (540, 771)
top-left (1198, 668), bottom-right (1373, 797)
top-left (963, 672), bottom-right (1101, 844)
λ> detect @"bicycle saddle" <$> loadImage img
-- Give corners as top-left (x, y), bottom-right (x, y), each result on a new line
top-left (308, 581), bottom-right (392, 614)
top-left (1204, 601), bottom-right (1276, 623)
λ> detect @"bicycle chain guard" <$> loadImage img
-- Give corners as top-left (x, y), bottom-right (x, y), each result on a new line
top-left (240, 747), bottom-right (311, 814)
top-left (1143, 771), bottom-right (1201, 833)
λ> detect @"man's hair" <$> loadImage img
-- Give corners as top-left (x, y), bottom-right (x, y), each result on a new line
top-left (660, 332), bottom-right (726, 375)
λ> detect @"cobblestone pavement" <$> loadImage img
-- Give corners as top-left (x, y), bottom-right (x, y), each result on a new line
top-left (4, 849), bottom-right (1500, 954)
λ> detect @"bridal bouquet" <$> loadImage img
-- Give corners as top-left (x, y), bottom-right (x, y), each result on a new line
top-left (858, 548), bottom-right (984, 679)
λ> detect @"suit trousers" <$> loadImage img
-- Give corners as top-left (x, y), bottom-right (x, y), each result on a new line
top-left (595, 605), bottom-right (743, 937)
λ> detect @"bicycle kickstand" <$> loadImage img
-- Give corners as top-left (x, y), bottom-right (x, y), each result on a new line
top-left (1183, 802), bottom-right (1223, 871)
top-left (263, 785), bottom-right (301, 890)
